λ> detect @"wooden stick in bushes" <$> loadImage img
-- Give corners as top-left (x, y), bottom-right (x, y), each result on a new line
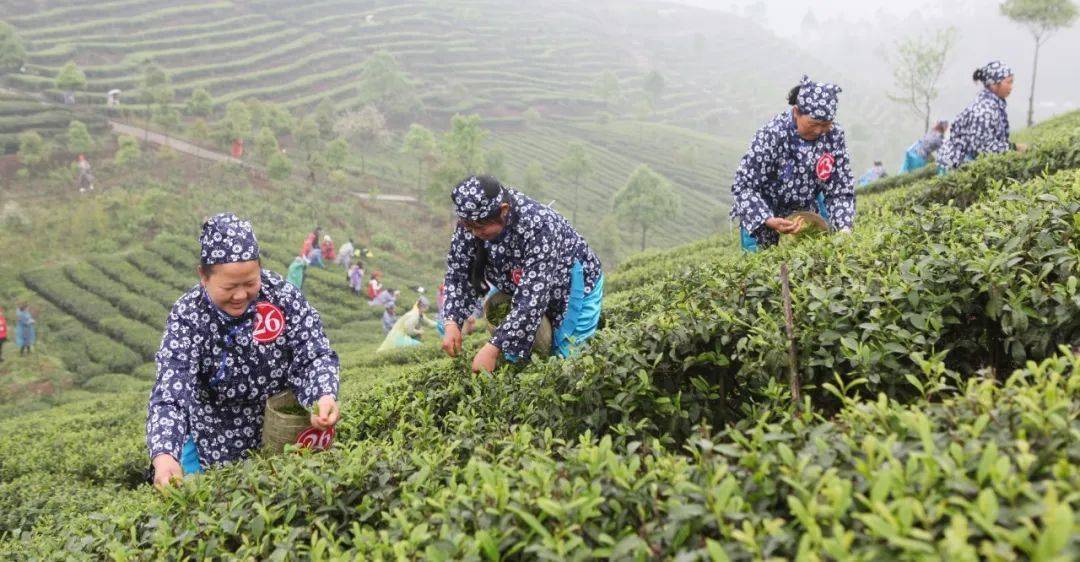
top-left (780, 263), bottom-right (801, 408)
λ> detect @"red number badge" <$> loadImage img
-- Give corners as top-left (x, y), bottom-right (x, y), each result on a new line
top-left (295, 426), bottom-right (335, 450)
top-left (252, 301), bottom-right (285, 343)
top-left (816, 153), bottom-right (835, 182)
top-left (510, 268), bottom-right (523, 285)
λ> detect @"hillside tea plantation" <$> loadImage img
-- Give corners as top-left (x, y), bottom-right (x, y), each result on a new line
top-left (0, 107), bottom-right (1077, 559)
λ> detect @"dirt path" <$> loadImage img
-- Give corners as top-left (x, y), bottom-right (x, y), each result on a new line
top-left (108, 120), bottom-right (419, 203)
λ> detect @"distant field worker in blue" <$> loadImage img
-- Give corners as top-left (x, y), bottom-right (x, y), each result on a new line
top-left (730, 75), bottom-right (856, 251)
top-left (146, 213), bottom-right (340, 489)
top-left (939, 61), bottom-right (1024, 171)
top-left (440, 175), bottom-right (604, 373)
top-left (899, 120), bottom-right (948, 173)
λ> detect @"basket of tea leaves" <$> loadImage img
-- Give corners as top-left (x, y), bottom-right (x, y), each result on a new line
top-left (262, 390), bottom-right (314, 453)
top-left (483, 291), bottom-right (552, 359)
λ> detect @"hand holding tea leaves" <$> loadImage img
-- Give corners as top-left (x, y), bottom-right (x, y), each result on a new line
top-left (152, 453), bottom-right (183, 490)
top-left (765, 216), bottom-right (802, 234)
top-left (472, 342), bottom-right (500, 374)
top-left (441, 321), bottom-right (463, 357)
top-left (310, 395), bottom-right (340, 430)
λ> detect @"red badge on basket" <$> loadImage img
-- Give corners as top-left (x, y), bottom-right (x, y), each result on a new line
top-left (295, 426), bottom-right (335, 450)
top-left (816, 153), bottom-right (835, 181)
top-left (253, 301), bottom-right (285, 343)
top-left (510, 268), bottom-right (523, 285)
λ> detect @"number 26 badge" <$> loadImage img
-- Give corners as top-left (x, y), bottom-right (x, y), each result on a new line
top-left (253, 302), bottom-right (285, 343)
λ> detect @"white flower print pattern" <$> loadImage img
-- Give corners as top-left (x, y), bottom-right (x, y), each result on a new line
top-left (442, 188), bottom-right (602, 358)
top-left (145, 270), bottom-right (339, 469)
top-left (938, 89), bottom-right (1010, 170)
top-left (730, 111), bottom-right (856, 248)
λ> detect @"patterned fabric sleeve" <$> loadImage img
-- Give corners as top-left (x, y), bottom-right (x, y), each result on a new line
top-left (731, 126), bottom-right (780, 235)
top-left (490, 225), bottom-right (558, 357)
top-left (972, 108), bottom-right (1010, 155)
top-left (442, 225), bottom-right (479, 326)
top-left (283, 285), bottom-right (340, 407)
top-left (824, 129), bottom-right (856, 231)
top-left (146, 304), bottom-right (198, 461)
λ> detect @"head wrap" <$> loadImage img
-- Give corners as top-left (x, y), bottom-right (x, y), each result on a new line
top-left (199, 213), bottom-right (260, 265)
top-left (417, 296), bottom-right (430, 309)
top-left (452, 176), bottom-right (503, 222)
top-left (976, 61), bottom-right (1013, 87)
top-left (796, 75), bottom-right (843, 122)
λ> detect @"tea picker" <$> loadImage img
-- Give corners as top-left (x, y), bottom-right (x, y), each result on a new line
top-left (730, 75), bottom-right (856, 252)
top-left (938, 61), bottom-right (1022, 172)
top-left (146, 213), bottom-right (340, 489)
top-left (440, 175), bottom-right (604, 373)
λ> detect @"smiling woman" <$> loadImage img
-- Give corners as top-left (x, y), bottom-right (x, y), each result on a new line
top-left (146, 213), bottom-right (341, 490)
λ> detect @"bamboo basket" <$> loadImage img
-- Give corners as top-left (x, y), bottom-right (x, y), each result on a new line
top-left (261, 390), bottom-right (311, 454)
top-left (484, 291), bottom-right (552, 359)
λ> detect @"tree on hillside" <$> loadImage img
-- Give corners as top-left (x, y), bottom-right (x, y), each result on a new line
top-left (358, 51), bottom-right (417, 116)
top-left (293, 116), bottom-right (321, 182)
top-left (255, 127), bottom-right (279, 162)
top-left (591, 215), bottom-right (622, 266)
top-left (558, 142), bottom-right (593, 223)
top-left (443, 114), bottom-right (486, 173)
top-left (114, 134), bottom-right (141, 168)
top-left (217, 100), bottom-right (252, 146)
top-left (613, 164), bottom-right (680, 251)
top-left (324, 138), bottom-right (350, 172)
top-left (55, 61), bottom-right (86, 104)
top-left (595, 71), bottom-right (620, 107)
top-left (138, 62), bottom-right (173, 139)
top-left (245, 98), bottom-right (267, 132)
top-left (642, 70), bottom-right (666, 109)
top-left (334, 104), bottom-right (388, 174)
top-left (266, 103), bottom-right (294, 136)
top-left (185, 87), bottom-right (214, 117)
top-left (267, 150), bottom-right (293, 181)
top-left (886, 27), bottom-right (957, 134)
top-left (401, 123), bottom-right (436, 196)
top-left (427, 114), bottom-right (488, 202)
top-left (0, 22), bottom-right (25, 73)
top-left (314, 99), bottom-right (336, 139)
top-left (1000, 0), bottom-right (1079, 127)
top-left (18, 131), bottom-right (51, 175)
top-left (67, 120), bottom-right (94, 155)
top-left (483, 148), bottom-right (508, 180)
top-left (521, 160), bottom-right (546, 201)
top-left (153, 105), bottom-right (181, 140)
top-left (523, 107), bottom-right (541, 129)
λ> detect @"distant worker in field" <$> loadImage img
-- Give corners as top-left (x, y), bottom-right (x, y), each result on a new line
top-left (300, 227), bottom-right (321, 259)
top-left (76, 154), bottom-right (95, 193)
top-left (367, 270), bottom-right (385, 299)
top-left (0, 306), bottom-right (7, 361)
top-left (377, 297), bottom-right (438, 352)
top-left (939, 61), bottom-right (1022, 171)
top-left (15, 304), bottom-right (35, 356)
top-left (440, 175), bottom-right (604, 372)
top-left (347, 262), bottom-right (364, 295)
top-left (858, 161), bottom-right (888, 186)
top-left (369, 288), bottom-right (400, 308)
top-left (900, 120), bottom-right (948, 173)
top-left (307, 245), bottom-right (325, 268)
top-left (336, 238), bottom-right (355, 270)
top-left (231, 138), bottom-right (244, 160)
top-left (381, 302), bottom-right (397, 335)
top-left (730, 75), bottom-right (856, 251)
top-left (320, 235), bottom-right (336, 263)
top-left (147, 213), bottom-right (340, 489)
top-left (286, 254), bottom-right (307, 290)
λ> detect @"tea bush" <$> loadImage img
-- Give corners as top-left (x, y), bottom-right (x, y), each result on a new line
top-left (2, 111), bottom-right (1078, 559)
